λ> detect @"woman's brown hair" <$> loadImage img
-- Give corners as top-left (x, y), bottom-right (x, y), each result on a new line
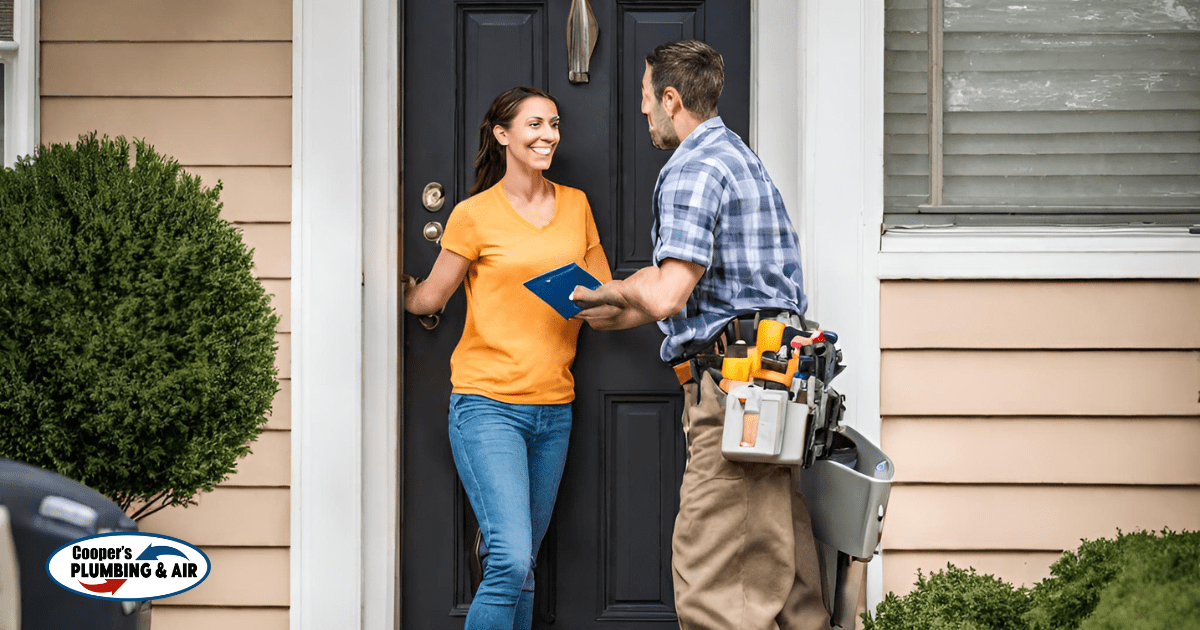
top-left (470, 86), bottom-right (560, 196)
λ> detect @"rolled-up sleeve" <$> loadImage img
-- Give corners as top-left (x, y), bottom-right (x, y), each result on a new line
top-left (653, 160), bottom-right (726, 270)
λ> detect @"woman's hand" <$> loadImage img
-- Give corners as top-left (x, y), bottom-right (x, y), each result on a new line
top-left (404, 250), bottom-right (471, 315)
top-left (402, 273), bottom-right (419, 293)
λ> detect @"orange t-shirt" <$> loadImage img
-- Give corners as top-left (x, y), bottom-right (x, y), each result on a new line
top-left (439, 181), bottom-right (612, 404)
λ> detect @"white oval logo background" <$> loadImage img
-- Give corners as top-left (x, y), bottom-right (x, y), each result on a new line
top-left (45, 532), bottom-right (211, 601)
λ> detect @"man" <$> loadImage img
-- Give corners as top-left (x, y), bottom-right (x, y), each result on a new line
top-left (573, 40), bottom-right (831, 630)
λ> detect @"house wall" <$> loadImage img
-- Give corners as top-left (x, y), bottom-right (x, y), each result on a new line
top-left (878, 280), bottom-right (1200, 596)
top-left (39, 1), bottom-right (292, 627)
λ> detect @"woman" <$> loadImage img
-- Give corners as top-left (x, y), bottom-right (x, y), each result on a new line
top-left (403, 86), bottom-right (611, 630)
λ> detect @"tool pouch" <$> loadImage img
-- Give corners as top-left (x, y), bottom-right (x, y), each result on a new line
top-left (721, 384), bottom-right (810, 465)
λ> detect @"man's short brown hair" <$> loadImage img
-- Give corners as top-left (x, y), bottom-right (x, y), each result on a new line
top-left (645, 40), bottom-right (724, 119)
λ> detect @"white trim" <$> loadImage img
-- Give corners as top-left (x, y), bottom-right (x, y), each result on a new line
top-left (292, 0), bottom-right (366, 628)
top-left (750, 0), bottom-right (802, 246)
top-left (757, 0), bottom-right (887, 613)
top-left (884, 226), bottom-right (1200, 252)
top-left (881, 228), bottom-right (1200, 279)
top-left (4, 0), bottom-right (39, 167)
top-left (880, 251), bottom-right (1200, 279)
top-left (860, 1), bottom-right (888, 604)
top-left (360, 0), bottom-right (400, 627)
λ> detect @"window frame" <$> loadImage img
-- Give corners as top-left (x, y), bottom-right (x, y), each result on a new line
top-left (879, 0), bottom-right (1200, 280)
top-left (2, 0), bottom-right (37, 168)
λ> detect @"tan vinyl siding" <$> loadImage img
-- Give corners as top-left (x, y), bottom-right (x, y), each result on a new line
top-left (260, 280), bottom-right (291, 333)
top-left (140, 489), bottom-right (290, 547)
top-left (887, 486), bottom-right (1200, 549)
top-left (885, 551), bottom-right (1065, 594)
top-left (879, 280), bottom-right (1200, 597)
top-left (881, 281), bottom-right (1200, 349)
top-left (275, 334), bottom-right (291, 380)
top-left (151, 608), bottom-right (288, 630)
top-left (197, 167), bottom-right (293, 223)
top-left (41, 99), bottom-right (291, 165)
top-left (165, 548), bottom-right (289, 606)
top-left (267, 381), bottom-right (292, 431)
top-left (239, 224), bottom-right (292, 279)
top-left (40, 1), bottom-right (292, 626)
top-left (42, 43), bottom-right (291, 97)
top-left (219, 432), bottom-right (291, 488)
top-left (885, 418), bottom-right (1200, 485)
top-left (883, 351), bottom-right (1200, 416)
top-left (41, 0), bottom-right (291, 41)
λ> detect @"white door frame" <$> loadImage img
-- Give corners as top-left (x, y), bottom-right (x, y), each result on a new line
top-left (291, 0), bottom-right (400, 628)
top-left (292, 0), bottom-right (885, 627)
top-left (753, 0), bottom-right (886, 609)
top-left (4, 0), bottom-right (40, 167)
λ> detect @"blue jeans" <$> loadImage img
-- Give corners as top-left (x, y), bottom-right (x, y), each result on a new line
top-left (448, 393), bottom-right (572, 630)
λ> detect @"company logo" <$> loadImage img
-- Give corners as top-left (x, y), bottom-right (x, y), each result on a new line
top-left (45, 532), bottom-right (211, 601)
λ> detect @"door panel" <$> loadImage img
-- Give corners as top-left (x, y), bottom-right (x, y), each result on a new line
top-left (616, 5), bottom-right (701, 273)
top-left (402, 2), bottom-right (750, 628)
top-left (456, 7), bottom-right (547, 201)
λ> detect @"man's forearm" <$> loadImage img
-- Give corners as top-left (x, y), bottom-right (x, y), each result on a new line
top-left (574, 258), bottom-right (704, 330)
top-left (612, 266), bottom-right (688, 321)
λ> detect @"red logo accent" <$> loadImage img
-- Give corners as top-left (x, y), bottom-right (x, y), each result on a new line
top-left (78, 579), bottom-right (128, 595)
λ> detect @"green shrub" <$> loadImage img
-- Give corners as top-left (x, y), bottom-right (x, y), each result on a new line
top-left (1025, 533), bottom-right (1135, 630)
top-left (1077, 530), bottom-right (1200, 630)
top-left (866, 530), bottom-right (1200, 630)
top-left (863, 565), bottom-right (1032, 630)
top-left (0, 134), bottom-right (279, 519)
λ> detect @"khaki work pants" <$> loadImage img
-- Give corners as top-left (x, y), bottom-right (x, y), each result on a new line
top-left (673, 371), bottom-right (832, 630)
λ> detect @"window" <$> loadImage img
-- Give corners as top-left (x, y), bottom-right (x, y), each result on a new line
top-left (0, 0), bottom-right (35, 168)
top-left (1, 0), bottom-right (12, 158)
top-left (885, 0), bottom-right (1200, 228)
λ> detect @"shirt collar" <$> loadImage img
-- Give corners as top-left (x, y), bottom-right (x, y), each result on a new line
top-left (662, 116), bottom-right (725, 172)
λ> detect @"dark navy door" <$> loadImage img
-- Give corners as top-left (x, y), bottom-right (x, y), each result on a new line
top-left (401, 2), bottom-right (751, 627)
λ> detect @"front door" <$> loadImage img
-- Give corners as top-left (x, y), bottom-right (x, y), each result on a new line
top-left (401, 2), bottom-right (750, 628)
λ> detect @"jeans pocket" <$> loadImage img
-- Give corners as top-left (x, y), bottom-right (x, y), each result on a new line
top-left (449, 393), bottom-right (485, 429)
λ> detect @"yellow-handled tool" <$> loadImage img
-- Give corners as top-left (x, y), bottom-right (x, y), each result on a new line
top-left (750, 319), bottom-right (798, 388)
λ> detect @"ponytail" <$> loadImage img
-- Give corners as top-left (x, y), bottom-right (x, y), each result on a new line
top-left (469, 86), bottom-right (559, 196)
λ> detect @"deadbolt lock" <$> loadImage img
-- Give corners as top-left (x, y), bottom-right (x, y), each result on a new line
top-left (422, 182), bottom-right (445, 212)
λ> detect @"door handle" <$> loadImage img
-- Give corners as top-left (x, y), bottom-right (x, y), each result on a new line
top-left (417, 313), bottom-right (440, 331)
top-left (403, 274), bottom-right (442, 331)
top-left (566, 0), bottom-right (599, 83)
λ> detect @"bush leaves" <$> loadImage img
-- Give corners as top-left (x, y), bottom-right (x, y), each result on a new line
top-left (865, 530), bottom-right (1200, 630)
top-left (0, 134), bottom-right (280, 518)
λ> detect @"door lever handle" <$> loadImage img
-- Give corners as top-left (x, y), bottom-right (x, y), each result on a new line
top-left (403, 273), bottom-right (442, 331)
top-left (566, 0), bottom-right (599, 83)
top-left (418, 313), bottom-right (440, 331)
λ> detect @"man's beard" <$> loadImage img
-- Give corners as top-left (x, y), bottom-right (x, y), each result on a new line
top-left (649, 100), bottom-right (680, 150)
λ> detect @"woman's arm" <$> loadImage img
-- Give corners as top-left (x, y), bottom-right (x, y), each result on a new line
top-left (404, 249), bottom-right (472, 315)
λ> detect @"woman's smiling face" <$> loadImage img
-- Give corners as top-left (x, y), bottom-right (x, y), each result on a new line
top-left (494, 96), bottom-right (560, 174)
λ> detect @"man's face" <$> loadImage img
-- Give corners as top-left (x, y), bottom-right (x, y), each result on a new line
top-left (641, 63), bottom-right (680, 150)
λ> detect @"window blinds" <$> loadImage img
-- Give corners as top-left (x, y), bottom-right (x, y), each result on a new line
top-left (0, 0), bottom-right (11, 41)
top-left (885, 0), bottom-right (1200, 227)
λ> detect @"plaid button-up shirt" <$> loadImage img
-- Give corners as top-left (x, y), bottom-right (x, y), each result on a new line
top-left (652, 117), bottom-right (807, 362)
